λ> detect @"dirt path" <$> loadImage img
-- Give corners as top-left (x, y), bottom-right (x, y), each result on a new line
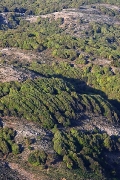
top-left (9, 163), bottom-right (41, 180)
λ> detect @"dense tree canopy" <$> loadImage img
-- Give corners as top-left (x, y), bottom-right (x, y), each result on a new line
top-left (0, 1), bottom-right (120, 179)
top-left (0, 0), bottom-right (120, 15)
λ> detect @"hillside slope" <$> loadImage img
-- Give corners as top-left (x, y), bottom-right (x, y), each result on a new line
top-left (0, 1), bottom-right (120, 180)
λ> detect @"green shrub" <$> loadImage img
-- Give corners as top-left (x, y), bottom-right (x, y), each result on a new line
top-left (12, 143), bottom-right (20, 155)
top-left (28, 150), bottom-right (47, 166)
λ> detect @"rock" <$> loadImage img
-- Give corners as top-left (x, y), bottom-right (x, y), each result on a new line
top-left (0, 161), bottom-right (23, 180)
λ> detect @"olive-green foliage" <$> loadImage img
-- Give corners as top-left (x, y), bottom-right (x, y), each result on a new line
top-left (0, 16), bottom-right (119, 64)
top-left (82, 23), bottom-right (120, 63)
top-left (84, 64), bottom-right (120, 105)
top-left (53, 128), bottom-right (120, 176)
top-left (28, 150), bottom-right (47, 166)
top-left (0, 77), bottom-right (119, 129)
top-left (0, 127), bottom-right (20, 156)
top-left (0, 1), bottom-right (120, 179)
top-left (0, 0), bottom-right (119, 15)
top-left (24, 137), bottom-right (33, 146)
top-left (29, 62), bottom-right (120, 111)
top-left (0, 18), bottom-right (79, 61)
top-left (0, 81), bottom-right (20, 98)
top-left (12, 143), bottom-right (20, 155)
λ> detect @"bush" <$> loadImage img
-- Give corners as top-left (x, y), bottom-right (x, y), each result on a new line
top-left (12, 143), bottom-right (20, 155)
top-left (28, 150), bottom-right (47, 166)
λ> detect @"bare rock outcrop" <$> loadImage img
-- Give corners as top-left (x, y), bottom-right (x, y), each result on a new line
top-left (0, 65), bottom-right (39, 82)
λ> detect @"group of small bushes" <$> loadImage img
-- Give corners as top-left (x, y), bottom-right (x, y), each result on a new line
top-left (29, 62), bottom-right (120, 111)
top-left (27, 128), bottom-right (120, 179)
top-left (0, 127), bottom-right (20, 157)
top-left (28, 150), bottom-right (47, 167)
top-left (0, 0), bottom-right (120, 15)
top-left (0, 77), bottom-right (119, 129)
top-left (52, 128), bottom-right (120, 178)
top-left (0, 13), bottom-right (120, 65)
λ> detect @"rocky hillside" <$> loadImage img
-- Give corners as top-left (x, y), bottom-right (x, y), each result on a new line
top-left (0, 2), bottom-right (120, 180)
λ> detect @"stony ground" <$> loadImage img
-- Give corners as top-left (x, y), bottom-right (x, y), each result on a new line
top-left (0, 48), bottom-right (55, 82)
top-left (0, 161), bottom-right (26, 180)
top-left (0, 3), bottom-right (120, 179)
top-left (0, 64), bottom-right (40, 82)
top-left (1, 111), bottom-right (120, 179)
top-left (40, 4), bottom-right (120, 37)
top-left (0, 4), bottom-right (120, 82)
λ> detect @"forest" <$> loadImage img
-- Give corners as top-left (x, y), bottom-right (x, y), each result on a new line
top-left (0, 0), bottom-right (120, 15)
top-left (0, 0), bottom-right (120, 179)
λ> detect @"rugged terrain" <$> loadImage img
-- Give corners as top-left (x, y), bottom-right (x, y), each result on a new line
top-left (0, 4), bottom-right (120, 82)
top-left (0, 2), bottom-right (120, 180)
top-left (1, 112), bottom-right (120, 179)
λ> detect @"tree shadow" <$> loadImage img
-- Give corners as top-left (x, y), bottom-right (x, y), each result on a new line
top-left (18, 144), bottom-right (24, 153)
top-left (52, 73), bottom-right (106, 95)
top-left (51, 73), bottom-right (120, 113)
top-left (0, 118), bottom-right (3, 127)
